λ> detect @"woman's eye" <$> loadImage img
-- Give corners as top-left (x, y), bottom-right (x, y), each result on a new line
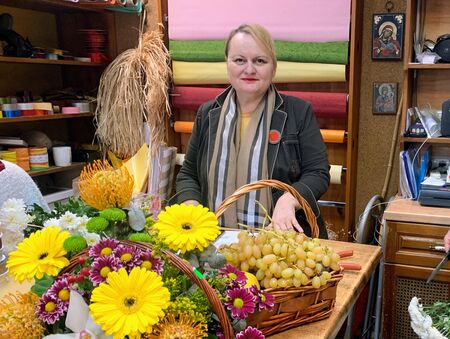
top-left (234, 58), bottom-right (245, 65)
top-left (255, 58), bottom-right (268, 65)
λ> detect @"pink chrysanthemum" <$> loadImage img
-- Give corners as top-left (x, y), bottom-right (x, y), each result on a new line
top-left (90, 255), bottom-right (122, 285)
top-left (224, 287), bottom-right (255, 319)
top-left (249, 285), bottom-right (275, 311)
top-left (36, 293), bottom-right (65, 324)
top-left (112, 245), bottom-right (142, 270)
top-left (88, 238), bottom-right (119, 258)
top-left (219, 264), bottom-right (247, 285)
top-left (139, 250), bottom-right (164, 274)
top-left (236, 326), bottom-right (265, 339)
top-left (47, 278), bottom-right (71, 310)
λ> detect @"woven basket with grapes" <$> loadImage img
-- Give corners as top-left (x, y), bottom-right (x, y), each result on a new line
top-left (217, 180), bottom-right (344, 336)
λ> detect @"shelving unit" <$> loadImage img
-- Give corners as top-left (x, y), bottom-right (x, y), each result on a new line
top-left (0, 113), bottom-right (93, 123)
top-left (381, 1), bottom-right (450, 337)
top-left (0, 56), bottom-right (105, 66)
top-left (406, 63), bottom-right (450, 70)
top-left (0, 0), bottom-right (139, 203)
top-left (28, 162), bottom-right (86, 177)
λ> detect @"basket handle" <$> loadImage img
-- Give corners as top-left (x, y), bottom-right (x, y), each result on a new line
top-left (161, 249), bottom-right (234, 338)
top-left (215, 179), bottom-right (319, 238)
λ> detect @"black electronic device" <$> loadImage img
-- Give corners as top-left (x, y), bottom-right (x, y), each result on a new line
top-left (434, 34), bottom-right (450, 62)
top-left (418, 186), bottom-right (450, 208)
top-left (442, 99), bottom-right (450, 137)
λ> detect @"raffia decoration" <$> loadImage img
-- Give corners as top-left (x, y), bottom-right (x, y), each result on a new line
top-left (78, 160), bottom-right (134, 210)
top-left (95, 30), bottom-right (172, 158)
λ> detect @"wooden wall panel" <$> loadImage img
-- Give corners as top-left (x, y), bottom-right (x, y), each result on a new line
top-left (354, 0), bottom-right (406, 229)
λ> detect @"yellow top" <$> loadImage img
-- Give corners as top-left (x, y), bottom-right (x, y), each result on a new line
top-left (240, 112), bottom-right (252, 140)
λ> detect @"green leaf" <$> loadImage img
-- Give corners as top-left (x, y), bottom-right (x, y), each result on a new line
top-left (31, 274), bottom-right (55, 297)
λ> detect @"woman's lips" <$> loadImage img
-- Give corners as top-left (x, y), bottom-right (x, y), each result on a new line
top-left (241, 78), bottom-right (258, 82)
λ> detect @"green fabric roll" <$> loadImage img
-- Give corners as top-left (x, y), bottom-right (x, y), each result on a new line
top-left (169, 40), bottom-right (349, 64)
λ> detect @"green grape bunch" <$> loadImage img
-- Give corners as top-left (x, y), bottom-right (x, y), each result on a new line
top-left (219, 230), bottom-right (341, 289)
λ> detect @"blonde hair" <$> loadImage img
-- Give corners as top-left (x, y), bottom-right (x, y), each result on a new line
top-left (225, 23), bottom-right (277, 72)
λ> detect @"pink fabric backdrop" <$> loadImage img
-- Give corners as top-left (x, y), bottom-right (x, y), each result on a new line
top-left (168, 0), bottom-right (351, 42)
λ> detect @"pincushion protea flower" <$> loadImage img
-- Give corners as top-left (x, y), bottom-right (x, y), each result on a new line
top-left (0, 292), bottom-right (45, 338)
top-left (78, 160), bottom-right (134, 210)
top-left (148, 314), bottom-right (208, 338)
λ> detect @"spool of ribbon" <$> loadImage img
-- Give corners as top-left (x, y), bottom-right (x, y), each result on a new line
top-left (330, 165), bottom-right (344, 184)
top-left (320, 129), bottom-right (347, 143)
top-left (174, 121), bottom-right (347, 144)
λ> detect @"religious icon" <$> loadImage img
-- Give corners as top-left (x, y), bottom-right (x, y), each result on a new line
top-left (373, 82), bottom-right (398, 114)
top-left (372, 13), bottom-right (404, 60)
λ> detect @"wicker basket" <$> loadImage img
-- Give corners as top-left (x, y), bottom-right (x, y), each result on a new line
top-left (215, 179), bottom-right (344, 336)
top-left (60, 240), bottom-right (235, 339)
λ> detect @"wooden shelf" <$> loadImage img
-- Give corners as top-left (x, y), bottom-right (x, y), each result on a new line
top-left (28, 162), bottom-right (86, 177)
top-left (0, 56), bottom-right (105, 67)
top-left (401, 136), bottom-right (450, 144)
top-left (0, 113), bottom-right (94, 124)
top-left (0, 0), bottom-right (116, 12)
top-left (406, 63), bottom-right (450, 70)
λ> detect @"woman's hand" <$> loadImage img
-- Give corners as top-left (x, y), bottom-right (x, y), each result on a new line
top-left (445, 230), bottom-right (450, 252)
top-left (271, 192), bottom-right (303, 232)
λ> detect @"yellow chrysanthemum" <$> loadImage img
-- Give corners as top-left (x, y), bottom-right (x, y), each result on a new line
top-left (7, 227), bottom-right (70, 282)
top-left (153, 204), bottom-right (220, 253)
top-left (148, 314), bottom-right (208, 339)
top-left (0, 292), bottom-right (44, 339)
top-left (90, 267), bottom-right (170, 339)
top-left (78, 160), bottom-right (134, 210)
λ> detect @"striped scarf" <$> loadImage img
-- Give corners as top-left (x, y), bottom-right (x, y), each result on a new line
top-left (208, 86), bottom-right (276, 228)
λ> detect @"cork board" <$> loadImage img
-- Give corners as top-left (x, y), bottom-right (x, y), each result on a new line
top-left (354, 0), bottom-right (406, 229)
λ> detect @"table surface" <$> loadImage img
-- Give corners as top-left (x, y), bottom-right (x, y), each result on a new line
top-left (384, 197), bottom-right (450, 225)
top-left (0, 274), bottom-right (32, 297)
top-left (269, 240), bottom-right (382, 339)
top-left (0, 240), bottom-right (381, 339)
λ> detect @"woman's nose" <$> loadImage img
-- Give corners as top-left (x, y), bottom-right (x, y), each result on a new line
top-left (244, 62), bottom-right (256, 73)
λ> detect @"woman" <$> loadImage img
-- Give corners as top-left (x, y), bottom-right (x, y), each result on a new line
top-left (174, 24), bottom-right (330, 238)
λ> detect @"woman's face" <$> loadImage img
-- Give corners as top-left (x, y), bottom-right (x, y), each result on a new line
top-left (226, 32), bottom-right (275, 99)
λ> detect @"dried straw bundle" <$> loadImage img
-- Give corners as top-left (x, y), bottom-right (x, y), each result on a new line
top-left (95, 30), bottom-right (172, 158)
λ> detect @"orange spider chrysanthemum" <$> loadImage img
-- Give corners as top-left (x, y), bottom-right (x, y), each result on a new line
top-left (78, 160), bottom-right (134, 210)
top-left (0, 292), bottom-right (45, 338)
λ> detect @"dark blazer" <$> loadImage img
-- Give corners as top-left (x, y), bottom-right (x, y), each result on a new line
top-left (173, 86), bottom-right (330, 238)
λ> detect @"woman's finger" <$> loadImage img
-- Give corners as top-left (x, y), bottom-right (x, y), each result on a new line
top-left (292, 219), bottom-right (304, 233)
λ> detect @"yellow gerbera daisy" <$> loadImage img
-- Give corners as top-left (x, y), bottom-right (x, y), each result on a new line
top-left (153, 204), bottom-right (220, 253)
top-left (7, 227), bottom-right (70, 282)
top-left (90, 267), bottom-right (170, 339)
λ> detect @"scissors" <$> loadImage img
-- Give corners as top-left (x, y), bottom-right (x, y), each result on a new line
top-left (427, 250), bottom-right (450, 283)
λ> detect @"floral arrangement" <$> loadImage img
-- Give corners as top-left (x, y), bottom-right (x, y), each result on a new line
top-left (0, 198), bottom-right (34, 254)
top-left (1, 160), bottom-right (273, 338)
top-left (409, 297), bottom-right (450, 339)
